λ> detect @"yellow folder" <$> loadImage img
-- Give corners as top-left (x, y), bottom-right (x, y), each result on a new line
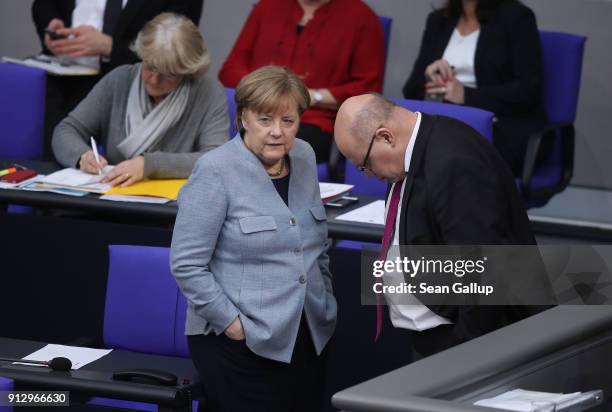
top-left (105, 179), bottom-right (186, 200)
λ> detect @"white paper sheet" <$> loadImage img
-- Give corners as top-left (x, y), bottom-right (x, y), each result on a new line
top-left (335, 199), bottom-right (385, 225)
top-left (18, 344), bottom-right (112, 370)
top-left (100, 194), bottom-right (171, 204)
top-left (319, 182), bottom-right (354, 201)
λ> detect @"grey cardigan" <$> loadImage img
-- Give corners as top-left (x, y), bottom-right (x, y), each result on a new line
top-left (171, 137), bottom-right (337, 363)
top-left (52, 64), bottom-right (229, 178)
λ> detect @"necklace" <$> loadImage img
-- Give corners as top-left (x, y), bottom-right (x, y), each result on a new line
top-left (267, 157), bottom-right (285, 177)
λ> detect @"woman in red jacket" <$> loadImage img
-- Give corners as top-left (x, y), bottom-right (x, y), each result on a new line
top-left (220, 0), bottom-right (385, 164)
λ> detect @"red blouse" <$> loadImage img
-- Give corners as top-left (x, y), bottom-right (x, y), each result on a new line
top-left (219, 0), bottom-right (385, 134)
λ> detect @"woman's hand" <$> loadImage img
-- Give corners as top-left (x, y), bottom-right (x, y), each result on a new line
top-left (425, 59), bottom-right (455, 85)
top-left (79, 150), bottom-right (108, 174)
top-left (443, 78), bottom-right (465, 104)
top-left (224, 316), bottom-right (245, 341)
top-left (101, 156), bottom-right (145, 187)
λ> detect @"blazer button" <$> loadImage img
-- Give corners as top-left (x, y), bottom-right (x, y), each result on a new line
top-left (289, 217), bottom-right (297, 226)
top-left (298, 275), bottom-right (306, 284)
top-left (293, 247), bottom-right (301, 255)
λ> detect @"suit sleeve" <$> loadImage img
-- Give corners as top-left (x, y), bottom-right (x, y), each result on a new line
top-left (31, 0), bottom-right (63, 53)
top-left (402, 12), bottom-right (439, 100)
top-left (51, 68), bottom-right (118, 168)
top-left (326, 11), bottom-right (385, 103)
top-left (425, 134), bottom-right (520, 337)
top-left (171, 159), bottom-right (240, 334)
top-left (463, 8), bottom-right (543, 115)
top-left (218, 3), bottom-right (262, 87)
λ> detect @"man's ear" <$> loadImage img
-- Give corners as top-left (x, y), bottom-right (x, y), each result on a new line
top-left (379, 128), bottom-right (396, 146)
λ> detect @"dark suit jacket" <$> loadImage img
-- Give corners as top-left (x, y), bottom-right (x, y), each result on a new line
top-left (402, 0), bottom-right (547, 174)
top-left (398, 113), bottom-right (546, 355)
top-left (32, 0), bottom-right (203, 74)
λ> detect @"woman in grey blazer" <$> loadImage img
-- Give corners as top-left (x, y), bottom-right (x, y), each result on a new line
top-left (171, 66), bottom-right (337, 412)
top-left (51, 13), bottom-right (228, 187)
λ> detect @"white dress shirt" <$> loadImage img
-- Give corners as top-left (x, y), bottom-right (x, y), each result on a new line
top-left (71, 0), bottom-right (128, 69)
top-left (442, 28), bottom-right (480, 88)
top-left (383, 112), bottom-right (452, 331)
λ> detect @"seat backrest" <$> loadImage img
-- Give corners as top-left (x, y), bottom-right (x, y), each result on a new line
top-left (174, 294), bottom-right (191, 358)
top-left (539, 31), bottom-right (586, 124)
top-left (225, 87), bottom-right (237, 138)
top-left (0, 63), bottom-right (46, 159)
top-left (345, 99), bottom-right (495, 196)
top-left (104, 245), bottom-right (179, 356)
top-left (0, 376), bottom-right (13, 412)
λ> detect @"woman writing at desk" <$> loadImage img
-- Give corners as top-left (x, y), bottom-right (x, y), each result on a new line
top-left (51, 12), bottom-right (228, 187)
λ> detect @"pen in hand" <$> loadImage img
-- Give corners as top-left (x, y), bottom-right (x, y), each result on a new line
top-left (90, 136), bottom-right (102, 175)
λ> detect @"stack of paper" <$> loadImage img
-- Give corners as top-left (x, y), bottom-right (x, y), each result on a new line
top-left (35, 167), bottom-right (113, 194)
top-left (319, 182), bottom-right (354, 201)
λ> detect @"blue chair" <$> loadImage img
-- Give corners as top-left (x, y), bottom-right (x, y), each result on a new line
top-left (103, 245), bottom-right (179, 356)
top-left (225, 87), bottom-right (237, 138)
top-left (0, 376), bottom-right (13, 412)
top-left (344, 99), bottom-right (494, 197)
top-left (88, 245), bottom-right (198, 411)
top-left (0, 63), bottom-right (46, 214)
top-left (519, 31), bottom-right (587, 207)
top-left (0, 63), bottom-right (46, 159)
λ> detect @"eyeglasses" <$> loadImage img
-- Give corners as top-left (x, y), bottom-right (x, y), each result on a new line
top-left (142, 63), bottom-right (180, 82)
top-left (358, 125), bottom-right (382, 172)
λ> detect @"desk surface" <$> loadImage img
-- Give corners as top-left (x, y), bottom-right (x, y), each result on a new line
top-left (0, 337), bottom-right (198, 409)
top-left (332, 306), bottom-right (612, 412)
top-left (0, 158), bottom-right (385, 242)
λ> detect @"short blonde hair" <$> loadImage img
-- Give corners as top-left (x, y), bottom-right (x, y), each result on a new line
top-left (235, 66), bottom-right (310, 131)
top-left (133, 12), bottom-right (210, 78)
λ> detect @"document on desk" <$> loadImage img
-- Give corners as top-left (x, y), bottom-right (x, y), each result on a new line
top-left (474, 389), bottom-right (601, 411)
top-left (105, 178), bottom-right (186, 200)
top-left (335, 199), bottom-right (385, 225)
top-left (319, 182), bottom-right (354, 201)
top-left (2, 55), bottom-right (100, 76)
top-left (19, 344), bottom-right (112, 370)
top-left (37, 167), bottom-right (113, 194)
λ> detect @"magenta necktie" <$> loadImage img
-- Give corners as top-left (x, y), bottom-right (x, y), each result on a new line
top-left (375, 180), bottom-right (404, 341)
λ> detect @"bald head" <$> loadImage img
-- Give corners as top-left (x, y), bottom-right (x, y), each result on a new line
top-left (335, 93), bottom-right (399, 159)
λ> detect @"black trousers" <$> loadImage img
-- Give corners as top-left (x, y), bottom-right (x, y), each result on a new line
top-left (188, 316), bottom-right (327, 412)
top-left (43, 74), bottom-right (101, 161)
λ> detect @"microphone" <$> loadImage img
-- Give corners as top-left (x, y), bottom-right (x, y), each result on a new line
top-left (0, 356), bottom-right (72, 371)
